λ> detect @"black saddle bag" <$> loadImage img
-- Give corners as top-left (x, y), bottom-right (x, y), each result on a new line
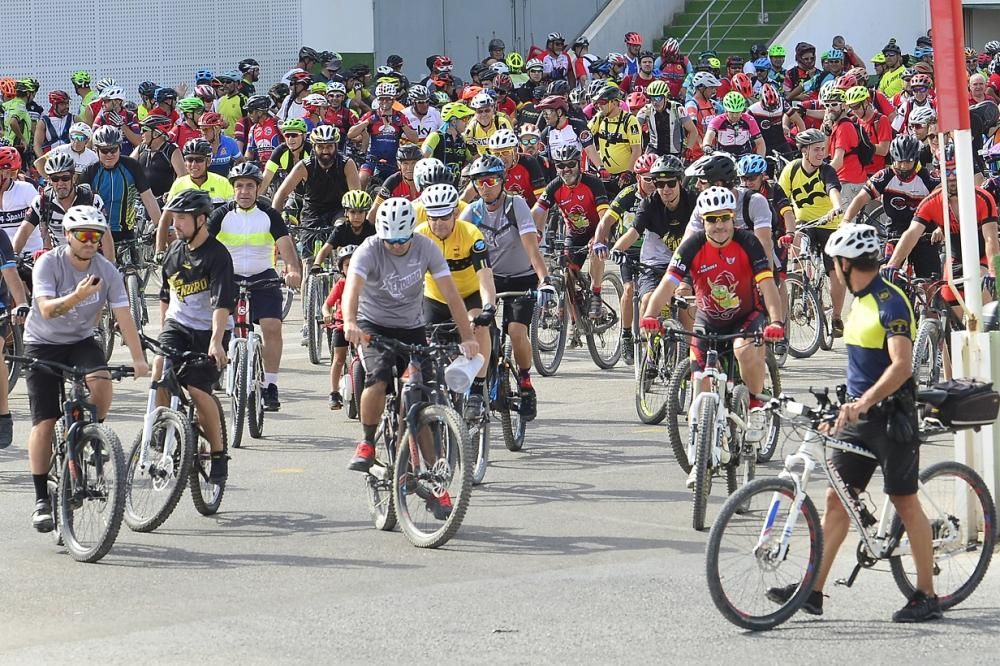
top-left (923, 379), bottom-right (1000, 430)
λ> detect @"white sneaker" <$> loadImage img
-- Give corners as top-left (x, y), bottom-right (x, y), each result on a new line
top-left (686, 466), bottom-right (698, 489)
top-left (745, 407), bottom-right (768, 443)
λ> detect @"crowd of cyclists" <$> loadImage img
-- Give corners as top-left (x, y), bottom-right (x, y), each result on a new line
top-left (2, 26), bottom-right (999, 620)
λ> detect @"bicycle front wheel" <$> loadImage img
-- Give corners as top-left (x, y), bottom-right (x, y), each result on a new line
top-left (889, 461), bottom-right (997, 610)
top-left (586, 271), bottom-right (623, 369)
top-left (756, 352), bottom-right (783, 463)
top-left (634, 332), bottom-right (670, 425)
top-left (247, 346), bottom-right (265, 439)
top-left (692, 397), bottom-right (717, 532)
top-left (912, 318), bottom-right (943, 389)
top-left (230, 342), bottom-right (248, 449)
top-left (126, 273), bottom-right (144, 336)
top-left (59, 424), bottom-right (127, 563)
top-left (666, 357), bottom-right (693, 473)
top-left (393, 404), bottom-right (472, 548)
top-left (124, 409), bottom-right (195, 532)
top-left (497, 349), bottom-right (526, 452)
top-left (706, 477), bottom-right (824, 631)
top-left (784, 275), bottom-right (821, 359)
top-left (531, 288), bottom-right (568, 376)
top-left (306, 277), bottom-right (323, 365)
top-left (5, 321), bottom-right (23, 391)
top-left (470, 383), bottom-right (490, 485)
top-left (364, 416), bottom-right (397, 531)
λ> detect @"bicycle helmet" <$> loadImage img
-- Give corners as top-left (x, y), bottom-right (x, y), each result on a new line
top-left (413, 158), bottom-right (452, 191)
top-left (569, 87), bottom-right (588, 106)
top-left (752, 57), bottom-right (772, 71)
top-left (696, 186), bottom-right (737, 215)
top-left (825, 223), bottom-right (879, 259)
top-left (337, 244), bottom-right (358, 268)
top-left (965, 46), bottom-right (978, 59)
top-left (626, 91), bottom-right (647, 111)
top-left (889, 134), bottom-right (921, 164)
top-left (373, 82), bottom-right (397, 99)
top-left (420, 183), bottom-right (460, 216)
top-left (63, 205), bottom-right (109, 234)
top-left (407, 85), bottom-right (430, 105)
top-left (227, 161), bottom-right (263, 183)
top-left (218, 70), bottom-right (240, 83)
top-left (722, 91), bottom-right (747, 113)
top-left (98, 86), bottom-right (125, 101)
top-left (547, 32), bottom-right (564, 43)
top-left (467, 154), bottom-right (507, 179)
top-left (440, 102), bottom-right (473, 122)
top-left (608, 52), bottom-right (626, 67)
top-left (308, 82), bottom-right (328, 95)
top-left (71, 70), bottom-right (91, 86)
top-left (844, 86), bottom-right (870, 105)
top-left (310, 125), bottom-right (340, 145)
top-left (769, 44), bottom-right (786, 57)
top-left (686, 153), bottom-right (737, 184)
top-left (0, 147), bottom-right (22, 171)
top-left (154, 87), bottom-right (178, 103)
top-left (433, 55), bottom-right (454, 73)
top-left (650, 155), bottom-right (684, 177)
top-left (633, 153), bottom-right (657, 175)
top-left (0, 78), bottom-right (16, 98)
top-left (198, 112), bottom-right (225, 128)
top-left (518, 123), bottom-right (541, 137)
top-left (494, 74), bottom-right (513, 93)
top-left (302, 93), bottom-right (328, 112)
top-left (593, 84), bottom-right (622, 102)
top-left (95, 78), bottom-right (116, 93)
top-left (726, 55), bottom-right (745, 68)
top-left (375, 197), bottom-right (417, 241)
top-left (43, 150), bottom-right (76, 176)
top-left (325, 82), bottom-right (347, 97)
top-left (397, 144), bottom-right (422, 163)
top-left (661, 38), bottom-right (680, 58)
top-left (164, 188), bottom-right (213, 216)
top-left (177, 96), bottom-right (205, 114)
top-left (760, 83), bottom-right (781, 111)
top-left (239, 58), bottom-right (260, 73)
top-left (834, 74), bottom-right (858, 91)
top-left (645, 80), bottom-right (670, 98)
top-left (822, 49), bottom-right (844, 62)
top-left (691, 71), bottom-right (721, 89)
top-left (138, 81), bottom-right (158, 99)
top-left (469, 92), bottom-right (494, 110)
top-left (194, 84), bottom-right (216, 101)
top-left (551, 143), bottom-right (582, 163)
top-left (375, 65), bottom-right (394, 78)
top-left (194, 69), bottom-right (213, 83)
top-left (820, 83), bottom-right (845, 104)
top-left (910, 74), bottom-right (932, 89)
top-left (342, 190), bottom-right (374, 211)
top-left (913, 47), bottom-right (933, 60)
top-left (288, 70), bottom-right (312, 86)
top-left (795, 128), bottom-right (827, 148)
top-left (299, 46), bottom-right (320, 61)
top-left (245, 95), bottom-right (272, 112)
top-left (182, 138), bottom-right (213, 158)
top-left (92, 125), bottom-right (122, 148)
top-left (536, 95), bottom-right (569, 113)
top-left (505, 52), bottom-right (524, 72)
top-left (491, 62), bottom-right (510, 76)
top-left (736, 154), bottom-right (768, 177)
top-left (274, 119), bottom-right (304, 136)
top-left (525, 58), bottom-right (544, 72)
top-left (908, 105), bottom-right (937, 125)
top-left (48, 90), bottom-right (70, 106)
top-left (488, 128), bottom-right (519, 152)
top-left (69, 122), bottom-right (92, 139)
top-left (625, 31), bottom-right (643, 46)
top-left (546, 80), bottom-right (571, 97)
top-left (731, 73), bottom-right (753, 98)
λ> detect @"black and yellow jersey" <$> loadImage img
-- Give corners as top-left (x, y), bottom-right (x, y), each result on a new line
top-left (463, 114), bottom-right (513, 156)
top-left (776, 158), bottom-right (843, 230)
top-left (843, 274), bottom-right (914, 397)
top-left (415, 220), bottom-right (490, 301)
top-left (588, 111), bottom-right (642, 175)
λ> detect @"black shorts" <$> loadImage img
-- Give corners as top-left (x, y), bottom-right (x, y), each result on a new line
top-left (158, 320), bottom-right (228, 394)
top-left (832, 410), bottom-right (920, 496)
top-left (566, 239), bottom-right (591, 269)
top-left (637, 265), bottom-right (667, 300)
top-left (908, 237), bottom-right (941, 279)
top-left (298, 212), bottom-right (339, 259)
top-left (25, 339), bottom-right (106, 425)
top-left (618, 249), bottom-right (641, 283)
top-left (238, 269), bottom-right (284, 322)
top-left (802, 227), bottom-right (835, 273)
top-left (690, 310), bottom-right (766, 372)
top-left (495, 273), bottom-right (539, 327)
top-left (358, 321), bottom-right (433, 388)
top-left (331, 328), bottom-right (348, 349)
top-left (423, 292), bottom-right (483, 325)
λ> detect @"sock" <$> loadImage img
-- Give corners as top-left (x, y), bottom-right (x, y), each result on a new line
top-left (622, 328), bottom-right (633, 339)
top-left (264, 373), bottom-right (278, 386)
top-left (592, 287), bottom-right (602, 295)
top-left (32, 474), bottom-right (49, 501)
top-left (362, 424), bottom-right (377, 442)
top-left (518, 368), bottom-right (533, 388)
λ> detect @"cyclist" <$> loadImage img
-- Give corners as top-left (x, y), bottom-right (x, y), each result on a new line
top-left (0, 147), bottom-right (40, 252)
top-left (589, 84), bottom-right (642, 197)
top-left (239, 58), bottom-right (261, 97)
top-left (784, 42), bottom-right (818, 101)
top-left (32, 90), bottom-right (75, 160)
top-left (543, 33), bottom-right (575, 87)
top-left (215, 71), bottom-right (246, 139)
top-left (368, 145), bottom-right (422, 220)
top-left (24, 205), bottom-right (148, 532)
top-left (259, 118), bottom-right (310, 194)
top-left (199, 112), bottom-right (241, 177)
top-left (170, 97), bottom-right (206, 150)
top-left (685, 71), bottom-right (724, 139)
top-left (747, 83), bottom-right (800, 158)
top-left (641, 186), bottom-right (784, 472)
top-left (313, 190), bottom-right (376, 274)
top-left (878, 41), bottom-right (909, 99)
top-left (421, 101), bottom-right (474, 182)
top-left (300, 93), bottom-right (330, 131)
top-left (2, 80), bottom-right (32, 155)
top-left (655, 38), bottom-right (688, 100)
top-left (531, 143), bottom-right (610, 319)
top-left (777, 128), bottom-right (846, 336)
top-left (209, 162), bottom-right (300, 411)
top-left (71, 71), bottom-right (94, 118)
top-left (243, 95), bottom-right (284, 166)
top-left (767, 222), bottom-right (940, 623)
top-left (322, 244), bottom-right (356, 409)
top-left (37, 123), bottom-right (97, 175)
top-left (131, 115), bottom-right (184, 201)
top-left (415, 183), bottom-right (496, 417)
top-left (464, 92), bottom-right (514, 156)
top-left (92, 85), bottom-right (143, 152)
top-left (635, 80), bottom-right (700, 159)
top-left (348, 82), bottom-right (419, 190)
top-left (514, 60), bottom-right (546, 105)
top-left (845, 86), bottom-right (892, 177)
top-left (342, 198), bottom-right (479, 504)
top-left (156, 138), bottom-right (235, 252)
top-left (908, 106), bottom-right (937, 169)
top-left (620, 51), bottom-right (660, 95)
top-left (536, 94), bottom-right (601, 170)
top-left (480, 128), bottom-right (545, 206)
top-left (823, 85), bottom-right (868, 211)
top-left (403, 85), bottom-right (441, 141)
top-left (702, 91), bottom-right (766, 157)
top-left (323, 82), bottom-right (359, 148)
top-left (279, 71), bottom-right (313, 122)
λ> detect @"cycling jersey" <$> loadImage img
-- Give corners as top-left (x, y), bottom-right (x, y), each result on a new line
top-left (707, 113), bottom-right (762, 156)
top-left (415, 220), bottom-right (489, 302)
top-left (844, 274), bottom-right (914, 397)
top-left (83, 156), bottom-right (150, 237)
top-left (265, 143), bottom-right (309, 176)
top-left (460, 194), bottom-right (536, 278)
top-left (685, 96), bottom-right (723, 136)
top-left (324, 220), bottom-right (376, 250)
top-left (690, 188), bottom-right (772, 234)
top-left (39, 113), bottom-right (73, 153)
top-left (828, 117), bottom-right (866, 185)
top-left (52, 145), bottom-right (98, 174)
top-left (857, 112), bottom-right (892, 175)
top-left (169, 123), bottom-right (203, 151)
top-left (543, 52), bottom-right (572, 81)
top-left (620, 73), bottom-right (659, 95)
top-left (326, 106), bottom-right (360, 148)
top-left (776, 158), bottom-right (842, 229)
top-left (783, 66), bottom-right (817, 96)
top-left (159, 234), bottom-right (236, 331)
top-left (464, 114), bottom-right (514, 156)
top-left (79, 90), bottom-right (96, 118)
top-left (0, 180), bottom-right (40, 252)
top-left (208, 201), bottom-right (289, 277)
top-left (414, 199), bottom-right (469, 226)
top-left (300, 154), bottom-right (349, 226)
top-left (632, 187), bottom-right (697, 266)
top-left (913, 186), bottom-right (997, 266)
top-left (496, 96), bottom-right (517, 121)
top-left (864, 167), bottom-right (939, 234)
top-left (607, 184), bottom-right (645, 248)
top-left (376, 172), bottom-right (418, 201)
top-left (421, 126), bottom-right (470, 182)
top-left (535, 173), bottom-right (609, 239)
top-left (589, 111), bottom-right (642, 174)
top-left (538, 116), bottom-right (594, 159)
top-left (879, 65), bottom-right (908, 99)
top-left (361, 110), bottom-right (409, 167)
top-left (638, 102), bottom-right (691, 156)
top-left (515, 102), bottom-right (542, 128)
top-left (166, 173), bottom-right (235, 206)
top-left (2, 98), bottom-right (31, 145)
top-left (748, 101), bottom-right (792, 155)
top-left (135, 142), bottom-right (178, 198)
top-left (404, 105), bottom-right (442, 140)
top-left (216, 93), bottom-right (246, 138)
top-left (504, 155), bottom-right (546, 205)
top-left (209, 135), bottom-right (241, 177)
top-left (26, 186), bottom-right (104, 246)
top-left (246, 116), bottom-right (283, 164)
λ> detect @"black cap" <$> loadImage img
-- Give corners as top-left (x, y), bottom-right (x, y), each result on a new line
top-left (883, 39), bottom-right (901, 54)
top-left (387, 54), bottom-right (403, 68)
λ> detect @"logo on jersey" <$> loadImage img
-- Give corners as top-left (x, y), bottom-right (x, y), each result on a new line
top-left (888, 195), bottom-right (912, 211)
top-left (563, 205), bottom-right (590, 229)
top-left (704, 271), bottom-right (740, 319)
top-left (472, 239), bottom-right (487, 253)
top-left (382, 269), bottom-right (423, 299)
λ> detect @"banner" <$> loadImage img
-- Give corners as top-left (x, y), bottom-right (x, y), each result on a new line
top-left (931, 0), bottom-right (971, 131)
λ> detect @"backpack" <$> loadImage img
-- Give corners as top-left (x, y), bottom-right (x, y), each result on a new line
top-left (848, 116), bottom-right (877, 166)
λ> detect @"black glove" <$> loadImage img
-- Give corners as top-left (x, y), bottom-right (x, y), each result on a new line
top-left (473, 304), bottom-right (497, 327)
top-left (611, 249), bottom-right (628, 266)
top-left (14, 304), bottom-right (30, 320)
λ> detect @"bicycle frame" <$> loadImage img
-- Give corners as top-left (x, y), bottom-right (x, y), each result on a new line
top-left (687, 349), bottom-right (748, 468)
top-left (225, 286), bottom-right (262, 397)
top-left (138, 359), bottom-right (185, 473)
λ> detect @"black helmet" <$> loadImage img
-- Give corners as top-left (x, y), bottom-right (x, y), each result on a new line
top-left (551, 143), bottom-right (582, 163)
top-left (138, 81), bottom-right (158, 98)
top-left (182, 137), bottom-right (213, 158)
top-left (686, 153), bottom-right (737, 185)
top-left (228, 161), bottom-right (263, 184)
top-left (239, 58), bottom-right (260, 73)
top-left (396, 144), bottom-right (422, 163)
top-left (971, 101), bottom-right (1000, 132)
top-left (532, 84), bottom-right (547, 100)
top-left (299, 46), bottom-right (320, 61)
top-left (889, 134), bottom-right (921, 163)
top-left (546, 80), bottom-right (570, 96)
top-left (387, 54), bottom-right (404, 68)
top-left (470, 63), bottom-right (489, 80)
top-left (154, 87), bottom-right (178, 103)
top-left (594, 84), bottom-right (622, 101)
top-left (466, 154), bottom-right (506, 179)
top-left (164, 188), bottom-right (213, 216)
top-left (488, 38), bottom-right (506, 51)
top-left (141, 114), bottom-right (173, 130)
top-left (245, 95), bottom-right (272, 112)
top-left (650, 155), bottom-right (684, 177)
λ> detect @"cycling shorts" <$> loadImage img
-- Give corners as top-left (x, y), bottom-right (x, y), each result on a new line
top-left (358, 320), bottom-right (432, 389)
top-left (423, 293), bottom-right (483, 325)
top-left (494, 274), bottom-right (539, 328)
top-left (238, 269), bottom-right (284, 323)
top-left (25, 339), bottom-right (106, 425)
top-left (832, 407), bottom-right (919, 496)
top-left (158, 319), bottom-right (229, 394)
top-left (690, 310), bottom-right (766, 372)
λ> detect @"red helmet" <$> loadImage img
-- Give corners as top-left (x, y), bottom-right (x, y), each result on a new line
top-left (625, 32), bottom-right (643, 46)
top-left (494, 73), bottom-right (513, 92)
top-left (536, 94), bottom-right (569, 112)
top-left (289, 71), bottom-right (312, 85)
top-left (626, 91), bottom-right (647, 111)
top-left (460, 85), bottom-right (483, 102)
top-left (835, 74), bottom-right (857, 90)
top-left (910, 73), bottom-right (933, 88)
top-left (633, 152), bottom-right (657, 175)
top-left (198, 111), bottom-right (226, 127)
top-left (731, 73), bottom-right (753, 99)
top-left (434, 56), bottom-right (454, 72)
top-left (0, 78), bottom-right (14, 98)
top-left (660, 38), bottom-right (680, 60)
top-left (608, 52), bottom-right (627, 67)
top-left (48, 90), bottom-right (70, 105)
top-left (760, 83), bottom-right (781, 111)
top-left (0, 147), bottom-right (22, 171)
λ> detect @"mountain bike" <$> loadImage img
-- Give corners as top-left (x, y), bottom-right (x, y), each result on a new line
top-left (785, 218), bottom-right (837, 355)
top-left (706, 387), bottom-right (996, 631)
top-left (293, 225), bottom-right (337, 364)
top-left (0, 308), bottom-right (23, 391)
top-left (11, 354), bottom-right (133, 562)
top-left (361, 334), bottom-right (473, 548)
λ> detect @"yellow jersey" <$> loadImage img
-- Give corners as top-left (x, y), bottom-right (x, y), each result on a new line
top-left (588, 111), bottom-right (642, 174)
top-left (463, 114), bottom-right (513, 156)
top-left (414, 199), bottom-right (469, 225)
top-left (415, 219), bottom-right (489, 302)
top-left (776, 159), bottom-right (842, 230)
top-left (166, 173), bottom-right (235, 206)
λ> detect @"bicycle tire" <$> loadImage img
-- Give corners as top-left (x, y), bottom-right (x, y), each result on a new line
top-left (393, 403), bottom-right (473, 548)
top-left (889, 461), bottom-right (997, 610)
top-left (471, 381), bottom-right (490, 485)
top-left (726, 385), bottom-right (754, 513)
top-left (498, 345), bottom-right (526, 452)
top-left (818, 276), bottom-right (835, 351)
top-left (280, 286), bottom-right (295, 321)
top-left (666, 357), bottom-right (693, 473)
top-left (756, 352), bottom-right (783, 464)
top-left (230, 343), bottom-right (248, 449)
top-left (692, 397), bottom-right (716, 532)
top-left (784, 275), bottom-right (822, 359)
top-left (307, 277), bottom-right (323, 365)
top-left (634, 328), bottom-right (673, 425)
top-left (97, 307), bottom-right (115, 361)
top-left (248, 347), bottom-right (265, 439)
top-left (5, 321), bottom-right (23, 391)
top-left (189, 393), bottom-right (227, 516)
top-left (706, 477), bottom-right (824, 631)
top-left (586, 271), bottom-right (623, 369)
top-left (365, 415), bottom-right (397, 531)
top-left (126, 273), bottom-right (144, 337)
top-left (124, 409), bottom-right (195, 532)
top-left (59, 424), bottom-right (127, 563)
top-left (348, 357), bottom-right (364, 421)
top-left (912, 318), bottom-right (942, 389)
top-left (531, 286), bottom-right (568, 376)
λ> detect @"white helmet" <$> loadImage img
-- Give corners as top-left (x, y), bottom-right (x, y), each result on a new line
top-left (303, 93), bottom-right (328, 106)
top-left (525, 58), bottom-right (544, 71)
top-left (692, 72), bottom-right (721, 88)
top-left (488, 128), bottom-right (518, 151)
top-left (825, 223), bottom-right (880, 259)
top-left (375, 197), bottom-right (417, 241)
top-left (909, 105), bottom-right (937, 126)
top-left (98, 85), bottom-right (125, 101)
top-left (326, 81), bottom-right (347, 95)
top-left (374, 82), bottom-right (398, 99)
top-left (491, 62), bottom-right (510, 75)
top-left (63, 205), bottom-right (109, 234)
top-left (69, 122), bottom-right (92, 139)
top-left (95, 78), bottom-right (117, 93)
top-left (696, 186), bottom-right (737, 215)
top-left (413, 157), bottom-right (451, 191)
top-left (420, 184), bottom-right (460, 216)
top-left (470, 92), bottom-right (494, 109)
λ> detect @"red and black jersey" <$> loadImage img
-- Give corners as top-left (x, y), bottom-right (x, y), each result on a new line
top-left (377, 171), bottom-right (418, 201)
top-left (504, 155), bottom-right (546, 206)
top-left (914, 186), bottom-right (997, 265)
top-left (535, 173), bottom-right (609, 238)
top-left (864, 166), bottom-right (939, 234)
top-left (667, 229), bottom-right (772, 326)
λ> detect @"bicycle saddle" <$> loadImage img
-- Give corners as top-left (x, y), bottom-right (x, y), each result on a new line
top-left (917, 388), bottom-right (949, 407)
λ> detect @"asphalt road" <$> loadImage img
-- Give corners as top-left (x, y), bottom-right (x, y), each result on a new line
top-left (1, 304), bottom-right (998, 663)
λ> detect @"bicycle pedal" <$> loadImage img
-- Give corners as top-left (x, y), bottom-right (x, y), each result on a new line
top-left (368, 462), bottom-right (389, 481)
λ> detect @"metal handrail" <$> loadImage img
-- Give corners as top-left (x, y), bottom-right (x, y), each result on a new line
top-left (679, 0), bottom-right (722, 52)
top-left (680, 0), bottom-right (774, 54)
top-left (713, 0), bottom-right (758, 48)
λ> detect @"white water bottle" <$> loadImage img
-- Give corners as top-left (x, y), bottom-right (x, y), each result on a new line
top-left (444, 354), bottom-right (485, 393)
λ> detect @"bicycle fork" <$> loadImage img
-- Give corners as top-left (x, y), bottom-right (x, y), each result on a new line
top-left (139, 383), bottom-right (181, 475)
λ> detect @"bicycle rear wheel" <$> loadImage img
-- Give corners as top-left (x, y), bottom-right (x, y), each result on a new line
top-left (531, 288), bottom-right (568, 376)
top-left (247, 347), bottom-right (265, 439)
top-left (784, 275), bottom-right (822, 359)
top-left (97, 307), bottom-right (115, 361)
top-left (229, 343), bottom-right (248, 449)
top-left (364, 416), bottom-right (397, 531)
top-left (726, 385), bottom-right (754, 513)
top-left (126, 273), bottom-right (144, 336)
top-left (706, 477), bottom-right (824, 631)
top-left (348, 356), bottom-right (364, 420)
top-left (634, 331), bottom-right (671, 425)
top-left (469, 382), bottom-right (490, 486)
top-left (817, 276), bottom-right (835, 351)
top-left (889, 461), bottom-right (996, 610)
top-left (189, 394), bottom-right (227, 516)
top-left (586, 272), bottom-right (623, 369)
top-left (59, 424), bottom-right (127, 563)
top-left (306, 277), bottom-right (324, 365)
top-left (666, 358), bottom-right (693, 473)
top-left (5, 321), bottom-right (23, 391)
top-left (912, 318), bottom-right (943, 389)
top-left (394, 404), bottom-right (472, 548)
top-left (692, 398), bottom-right (716, 532)
top-left (124, 409), bottom-right (195, 532)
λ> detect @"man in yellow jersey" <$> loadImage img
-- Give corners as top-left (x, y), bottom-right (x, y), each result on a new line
top-left (464, 92), bottom-right (513, 156)
top-left (877, 41), bottom-right (908, 99)
top-left (216, 71), bottom-right (247, 139)
top-left (157, 138), bottom-right (235, 251)
top-left (588, 84), bottom-right (642, 198)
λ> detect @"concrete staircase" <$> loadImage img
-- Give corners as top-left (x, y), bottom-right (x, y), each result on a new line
top-left (655, 0), bottom-right (805, 58)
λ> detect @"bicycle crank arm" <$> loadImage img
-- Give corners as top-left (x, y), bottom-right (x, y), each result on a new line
top-left (835, 563), bottom-right (863, 588)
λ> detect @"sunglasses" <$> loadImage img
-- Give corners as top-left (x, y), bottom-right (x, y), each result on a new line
top-left (475, 176), bottom-right (502, 188)
top-left (49, 173), bottom-right (74, 182)
top-left (184, 156), bottom-right (208, 163)
top-left (911, 86), bottom-right (929, 93)
top-left (521, 137), bottom-right (539, 145)
top-left (649, 95), bottom-right (665, 102)
top-left (944, 168), bottom-right (957, 178)
top-left (492, 148), bottom-right (516, 158)
top-left (70, 134), bottom-right (88, 141)
top-left (528, 68), bottom-right (544, 73)
top-left (283, 132), bottom-right (303, 139)
top-left (97, 146), bottom-right (119, 154)
top-left (703, 212), bottom-right (734, 224)
top-left (428, 213), bottom-right (453, 221)
top-left (383, 237), bottom-right (410, 246)
top-left (654, 178), bottom-right (679, 189)
top-left (825, 102), bottom-right (842, 108)
top-left (555, 161), bottom-right (578, 170)
top-left (71, 230), bottom-right (104, 244)
top-left (909, 122), bottom-right (927, 129)
top-left (639, 175), bottom-right (655, 184)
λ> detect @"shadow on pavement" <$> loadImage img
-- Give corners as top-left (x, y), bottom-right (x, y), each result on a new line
top-left (151, 510), bottom-right (370, 539)
top-left (447, 523), bottom-right (702, 557)
top-left (474, 481), bottom-right (691, 508)
top-left (104, 541), bottom-right (421, 570)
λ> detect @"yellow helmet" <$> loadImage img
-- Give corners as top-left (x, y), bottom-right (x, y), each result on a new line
top-left (342, 189), bottom-right (373, 211)
top-left (441, 102), bottom-right (474, 121)
top-left (844, 85), bottom-right (870, 106)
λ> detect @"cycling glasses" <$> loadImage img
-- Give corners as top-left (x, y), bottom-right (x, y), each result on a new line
top-left (521, 137), bottom-right (539, 146)
top-left (654, 178), bottom-right (679, 189)
top-left (382, 237), bottom-right (411, 246)
top-left (639, 175), bottom-right (655, 184)
top-left (555, 161), bottom-right (578, 170)
top-left (911, 86), bottom-right (929, 94)
top-left (97, 146), bottom-right (120, 155)
top-left (70, 133), bottom-right (88, 142)
top-left (703, 212), bottom-right (735, 224)
top-left (649, 95), bottom-right (665, 103)
top-left (71, 230), bottom-right (104, 244)
top-left (474, 176), bottom-right (503, 188)
top-left (184, 155), bottom-right (208, 163)
top-left (283, 132), bottom-right (303, 139)
top-left (944, 167), bottom-right (957, 178)
top-left (491, 148), bottom-right (516, 159)
top-left (48, 173), bottom-right (74, 183)
top-left (428, 212), bottom-right (455, 221)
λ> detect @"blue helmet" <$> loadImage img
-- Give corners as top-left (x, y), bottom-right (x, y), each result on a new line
top-left (736, 154), bottom-right (768, 177)
top-left (195, 69), bottom-right (214, 83)
top-left (913, 47), bottom-right (934, 60)
top-left (752, 57), bottom-right (772, 71)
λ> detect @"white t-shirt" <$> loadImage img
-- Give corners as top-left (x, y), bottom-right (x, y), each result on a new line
top-left (53, 145), bottom-right (99, 174)
top-left (0, 180), bottom-right (42, 253)
top-left (404, 105), bottom-right (442, 140)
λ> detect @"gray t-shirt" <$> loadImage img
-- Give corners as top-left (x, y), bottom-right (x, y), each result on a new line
top-left (689, 188), bottom-right (772, 233)
top-left (350, 234), bottom-right (450, 329)
top-left (25, 245), bottom-right (128, 345)
top-left (459, 194), bottom-right (537, 278)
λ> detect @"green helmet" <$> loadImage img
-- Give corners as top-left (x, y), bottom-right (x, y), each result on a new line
top-left (280, 118), bottom-right (308, 134)
top-left (505, 52), bottom-right (525, 73)
top-left (309, 82), bottom-right (328, 94)
top-left (768, 45), bottom-right (786, 57)
top-left (722, 91), bottom-right (746, 113)
top-left (645, 80), bottom-right (670, 97)
top-left (71, 70), bottom-right (91, 86)
top-left (177, 96), bottom-right (205, 113)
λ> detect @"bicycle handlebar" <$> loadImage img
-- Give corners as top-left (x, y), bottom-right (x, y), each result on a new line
top-left (663, 327), bottom-right (763, 344)
top-left (140, 334), bottom-right (217, 369)
top-left (8, 355), bottom-right (135, 381)
top-left (366, 333), bottom-right (460, 359)
top-left (235, 277), bottom-right (286, 291)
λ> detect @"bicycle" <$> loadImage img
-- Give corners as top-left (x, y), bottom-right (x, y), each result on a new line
top-left (530, 236), bottom-right (623, 375)
top-left (783, 218), bottom-right (834, 357)
top-left (125, 335), bottom-right (229, 525)
top-left (0, 308), bottom-right (24, 391)
top-left (291, 225), bottom-right (337, 364)
top-left (361, 334), bottom-right (473, 548)
top-left (11, 354), bottom-right (134, 562)
top-left (116, 238), bottom-right (150, 338)
top-left (706, 387), bottom-right (996, 631)
top-left (225, 277), bottom-right (284, 449)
